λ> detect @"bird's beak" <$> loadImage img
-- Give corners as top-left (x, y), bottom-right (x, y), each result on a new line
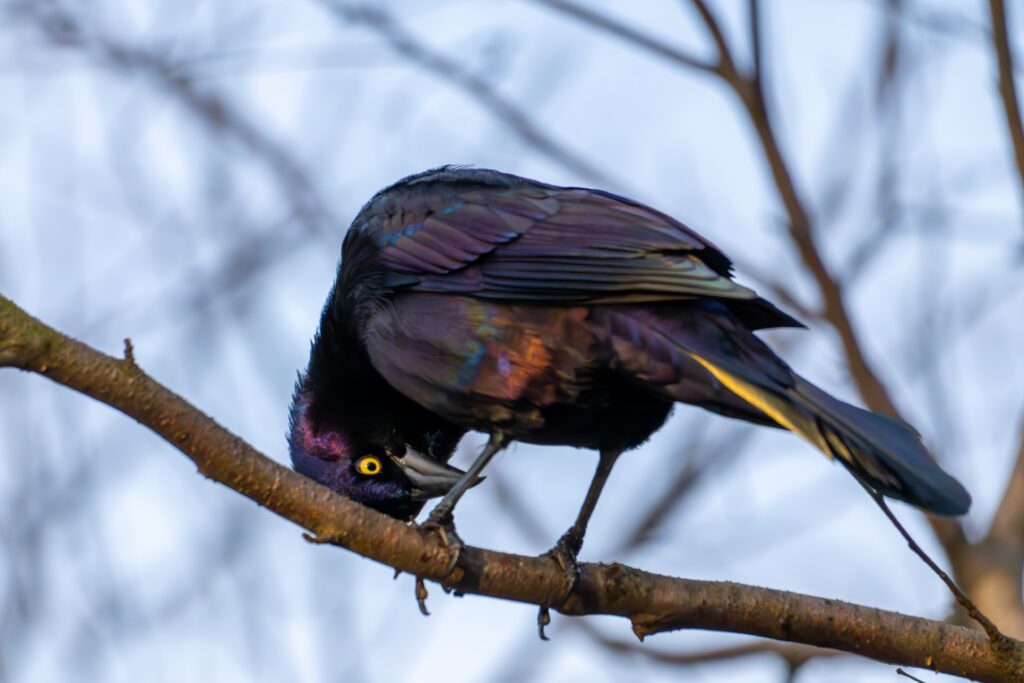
top-left (390, 448), bottom-right (484, 501)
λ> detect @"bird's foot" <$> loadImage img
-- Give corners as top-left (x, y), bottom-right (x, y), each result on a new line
top-left (537, 529), bottom-right (583, 640)
top-left (413, 514), bottom-right (464, 616)
top-left (418, 512), bottom-right (464, 578)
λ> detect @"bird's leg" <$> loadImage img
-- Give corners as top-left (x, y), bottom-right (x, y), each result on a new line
top-left (548, 449), bottom-right (622, 583)
top-left (419, 433), bottom-right (508, 575)
top-left (538, 448), bottom-right (622, 639)
top-left (428, 432), bottom-right (508, 524)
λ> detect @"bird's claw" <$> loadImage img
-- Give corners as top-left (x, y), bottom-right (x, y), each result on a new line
top-left (412, 516), bottom-right (464, 616)
top-left (418, 514), bottom-right (464, 578)
top-left (537, 606), bottom-right (552, 641)
top-left (537, 530), bottom-right (582, 640)
top-left (415, 576), bottom-right (430, 616)
top-left (546, 531), bottom-right (583, 604)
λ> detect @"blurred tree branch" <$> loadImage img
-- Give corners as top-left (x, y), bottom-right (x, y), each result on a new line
top-left (687, 0), bottom-right (904, 421)
top-left (3, 294), bottom-right (1023, 681)
top-left (987, 0), bottom-right (1024, 239)
top-left (8, 1), bottom-right (326, 224)
top-left (530, 0), bottom-right (908, 416)
top-left (578, 620), bottom-right (844, 679)
top-left (525, 0), bottom-right (1024, 645)
top-left (332, 3), bottom-right (619, 188)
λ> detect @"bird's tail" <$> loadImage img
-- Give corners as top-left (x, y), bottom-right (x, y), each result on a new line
top-left (687, 353), bottom-right (971, 516)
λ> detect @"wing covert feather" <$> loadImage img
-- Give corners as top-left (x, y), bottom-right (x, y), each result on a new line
top-left (355, 170), bottom-right (758, 305)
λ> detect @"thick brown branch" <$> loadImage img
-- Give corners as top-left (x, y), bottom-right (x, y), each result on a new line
top-left (987, 0), bottom-right (1024, 236)
top-left (3, 294), bottom-right (1023, 680)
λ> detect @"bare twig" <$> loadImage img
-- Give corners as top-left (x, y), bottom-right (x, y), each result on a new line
top-left (526, 0), bottom-right (719, 76)
top-left (12, 3), bottom-right (326, 225)
top-left (748, 0), bottom-right (763, 80)
top-left (532, 0), bottom-right (974, 600)
top-left (614, 426), bottom-right (753, 555)
top-left (3, 292), bottom-right (1023, 681)
top-left (689, 1), bottom-right (737, 77)
top-left (988, 416), bottom-right (1024, 544)
top-left (897, 668), bottom-right (927, 683)
top-left (332, 3), bottom-right (619, 188)
top-left (987, 0), bottom-right (1024, 237)
top-left (580, 620), bottom-right (842, 670)
top-left (868, 490), bottom-right (1013, 653)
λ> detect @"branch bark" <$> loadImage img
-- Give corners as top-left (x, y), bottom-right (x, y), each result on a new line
top-left (2, 294), bottom-right (1024, 680)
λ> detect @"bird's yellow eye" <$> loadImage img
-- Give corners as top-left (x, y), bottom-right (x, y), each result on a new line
top-left (355, 455), bottom-right (383, 476)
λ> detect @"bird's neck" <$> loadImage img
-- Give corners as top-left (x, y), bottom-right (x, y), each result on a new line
top-left (302, 272), bottom-right (467, 461)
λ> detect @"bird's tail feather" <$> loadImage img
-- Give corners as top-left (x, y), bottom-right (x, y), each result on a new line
top-left (686, 352), bottom-right (971, 516)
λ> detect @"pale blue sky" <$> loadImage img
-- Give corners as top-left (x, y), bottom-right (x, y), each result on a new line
top-left (1, 1), bottom-right (1021, 681)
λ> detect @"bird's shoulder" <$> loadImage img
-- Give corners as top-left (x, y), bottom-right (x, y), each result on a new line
top-left (346, 165), bottom-right (732, 273)
top-left (335, 167), bottom-right (802, 333)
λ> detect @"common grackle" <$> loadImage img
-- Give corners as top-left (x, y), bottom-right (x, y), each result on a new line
top-left (288, 166), bottom-right (970, 620)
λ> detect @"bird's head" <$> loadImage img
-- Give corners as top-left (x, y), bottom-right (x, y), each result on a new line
top-left (287, 387), bottom-right (472, 521)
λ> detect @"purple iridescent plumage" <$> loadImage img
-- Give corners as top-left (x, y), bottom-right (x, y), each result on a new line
top-left (288, 166), bottom-right (970, 520)
top-left (288, 389), bottom-right (413, 513)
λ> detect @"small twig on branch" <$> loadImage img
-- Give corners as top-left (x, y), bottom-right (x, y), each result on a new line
top-left (897, 668), bottom-right (927, 683)
top-left (122, 338), bottom-right (136, 367)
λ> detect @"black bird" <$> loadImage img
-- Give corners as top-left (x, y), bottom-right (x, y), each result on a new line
top-left (289, 166), bottom-right (970, 599)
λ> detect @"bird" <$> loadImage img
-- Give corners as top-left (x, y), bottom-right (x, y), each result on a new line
top-left (288, 166), bottom-right (970, 617)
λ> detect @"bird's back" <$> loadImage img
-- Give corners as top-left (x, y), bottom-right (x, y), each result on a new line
top-left (332, 167), bottom-right (969, 515)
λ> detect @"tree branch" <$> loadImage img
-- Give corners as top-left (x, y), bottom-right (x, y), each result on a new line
top-left (691, 0), bottom-right (901, 418)
top-left (987, 0), bottom-right (1024, 238)
top-left (579, 620), bottom-right (843, 672)
top-left (2, 294), bottom-right (1024, 680)
top-left (333, 3), bottom-right (619, 188)
top-left (525, 0), bottom-right (720, 76)
top-left (989, 416), bottom-right (1024, 544)
top-left (530, 0), bottom-right (972, 599)
top-left (11, 2), bottom-right (326, 225)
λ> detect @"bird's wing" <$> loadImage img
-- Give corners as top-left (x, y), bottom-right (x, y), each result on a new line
top-left (361, 180), bottom-right (758, 305)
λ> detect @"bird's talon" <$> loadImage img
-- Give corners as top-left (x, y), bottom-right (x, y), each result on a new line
top-left (537, 605), bottom-right (552, 640)
top-left (542, 534), bottom-right (581, 608)
top-left (415, 577), bottom-right (430, 616)
top-left (536, 532), bottom-right (581, 639)
top-left (418, 518), bottom-right (464, 577)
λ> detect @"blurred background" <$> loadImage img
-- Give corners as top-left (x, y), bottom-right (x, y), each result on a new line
top-left (1, 1), bottom-right (1023, 681)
